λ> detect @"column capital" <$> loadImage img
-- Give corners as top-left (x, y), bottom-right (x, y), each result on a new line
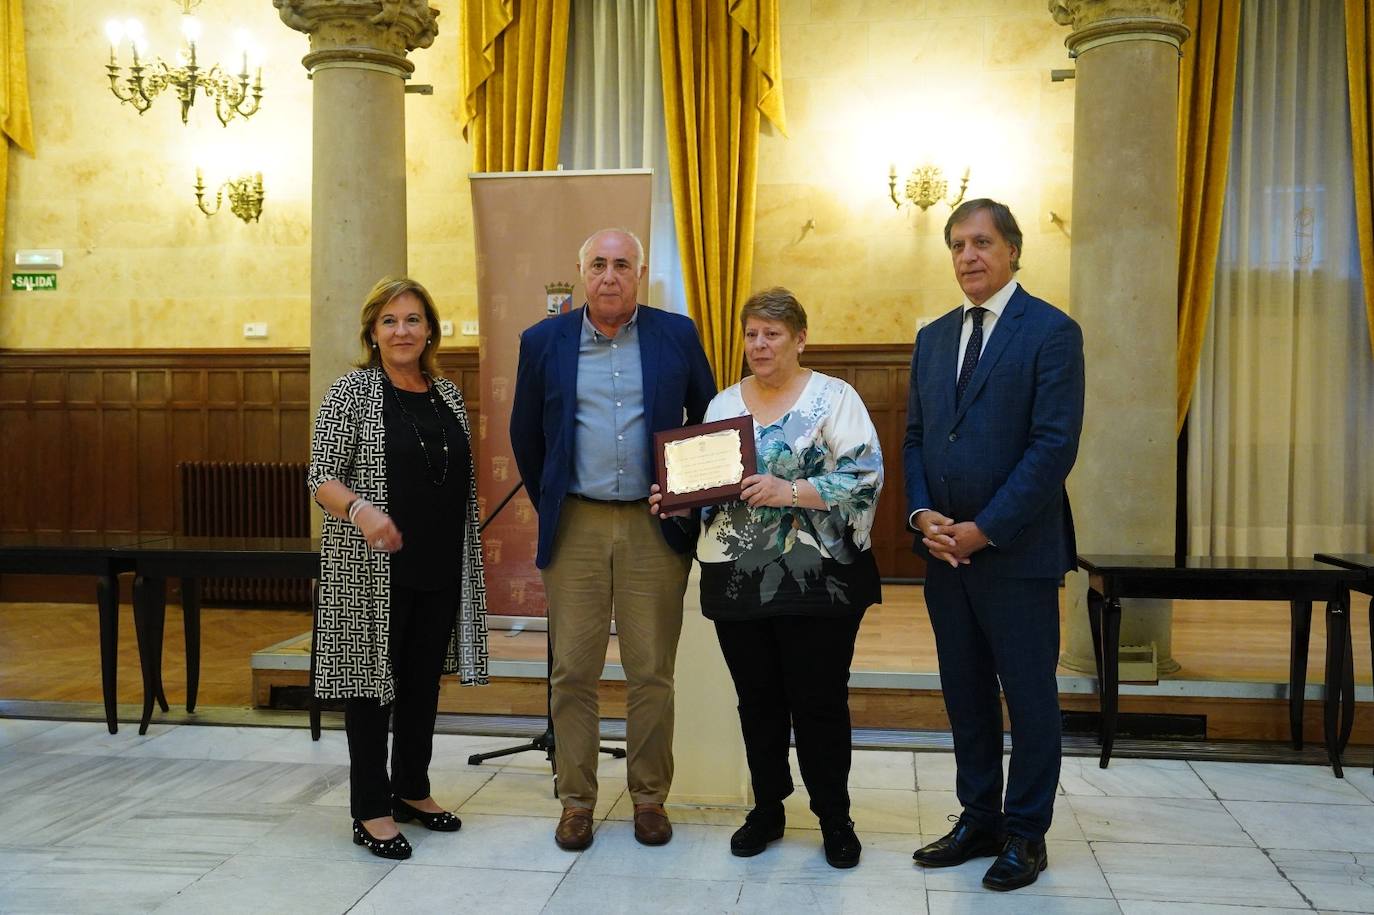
top-left (1049, 0), bottom-right (1188, 58)
top-left (274, 0), bottom-right (439, 76)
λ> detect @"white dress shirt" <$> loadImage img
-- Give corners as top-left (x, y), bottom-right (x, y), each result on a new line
top-left (954, 278), bottom-right (1018, 383)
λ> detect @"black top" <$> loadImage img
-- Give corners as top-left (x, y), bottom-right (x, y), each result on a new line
top-left (383, 383), bottom-right (470, 590)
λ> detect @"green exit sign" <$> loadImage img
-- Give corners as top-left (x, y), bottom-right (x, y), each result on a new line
top-left (12, 272), bottom-right (56, 291)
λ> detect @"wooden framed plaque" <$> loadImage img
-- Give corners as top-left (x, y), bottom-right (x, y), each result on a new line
top-left (653, 415), bottom-right (758, 512)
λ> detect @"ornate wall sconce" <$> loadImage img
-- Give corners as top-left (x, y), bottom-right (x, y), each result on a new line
top-left (105, 1), bottom-right (264, 126)
top-left (195, 169), bottom-right (263, 223)
top-left (889, 164), bottom-right (970, 212)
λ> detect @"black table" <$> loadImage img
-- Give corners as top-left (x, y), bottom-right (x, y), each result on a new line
top-left (0, 532), bottom-right (158, 734)
top-left (1078, 555), bottom-right (1364, 776)
top-left (123, 536), bottom-right (319, 734)
top-left (1315, 554), bottom-right (1374, 772)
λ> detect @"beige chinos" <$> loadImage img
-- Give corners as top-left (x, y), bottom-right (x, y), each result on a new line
top-left (540, 496), bottom-right (691, 808)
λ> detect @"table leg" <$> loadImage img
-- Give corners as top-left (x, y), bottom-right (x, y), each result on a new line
top-left (182, 577), bottom-right (201, 713)
top-left (96, 573), bottom-right (119, 735)
top-left (1289, 600), bottom-right (1312, 750)
top-left (1100, 596), bottom-right (1122, 769)
top-left (1323, 593), bottom-right (1348, 778)
top-left (133, 574), bottom-right (168, 736)
top-left (308, 581), bottom-right (321, 741)
top-left (1087, 588), bottom-right (1105, 689)
top-left (1340, 620), bottom-right (1355, 753)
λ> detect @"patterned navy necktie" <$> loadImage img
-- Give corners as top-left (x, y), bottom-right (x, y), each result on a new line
top-left (955, 306), bottom-right (987, 406)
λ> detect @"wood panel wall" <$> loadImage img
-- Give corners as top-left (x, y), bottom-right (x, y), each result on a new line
top-left (0, 344), bottom-right (919, 598)
top-left (800, 345), bottom-right (923, 580)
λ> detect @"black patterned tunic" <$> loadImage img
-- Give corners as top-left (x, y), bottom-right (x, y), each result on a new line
top-left (307, 367), bottom-right (490, 701)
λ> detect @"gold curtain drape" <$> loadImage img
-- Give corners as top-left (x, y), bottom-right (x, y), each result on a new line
top-left (1348, 0), bottom-right (1374, 358)
top-left (0, 0), bottom-right (34, 261)
top-left (460, 0), bottom-right (569, 172)
top-left (1176, 0), bottom-right (1240, 434)
top-left (657, 0), bottom-right (786, 389)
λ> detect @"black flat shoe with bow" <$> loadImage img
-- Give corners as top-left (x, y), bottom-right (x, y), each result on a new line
top-left (353, 819), bottom-right (412, 860)
top-left (393, 796), bottom-right (462, 832)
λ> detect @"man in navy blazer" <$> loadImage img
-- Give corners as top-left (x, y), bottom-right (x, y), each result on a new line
top-left (904, 200), bottom-right (1084, 891)
top-left (510, 228), bottom-right (715, 851)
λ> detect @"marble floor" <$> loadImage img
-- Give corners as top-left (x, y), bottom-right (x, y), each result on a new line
top-left (2, 719), bottom-right (1374, 914)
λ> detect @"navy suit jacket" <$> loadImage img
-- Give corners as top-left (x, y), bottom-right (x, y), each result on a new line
top-left (903, 285), bottom-right (1085, 579)
top-left (510, 304), bottom-right (716, 569)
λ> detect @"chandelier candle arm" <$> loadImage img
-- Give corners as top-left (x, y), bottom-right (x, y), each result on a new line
top-left (888, 164), bottom-right (972, 212)
top-left (195, 169), bottom-right (264, 223)
top-left (105, 5), bottom-right (264, 126)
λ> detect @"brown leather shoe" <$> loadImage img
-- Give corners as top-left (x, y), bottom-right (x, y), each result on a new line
top-left (633, 803), bottom-right (672, 846)
top-left (555, 806), bottom-right (595, 850)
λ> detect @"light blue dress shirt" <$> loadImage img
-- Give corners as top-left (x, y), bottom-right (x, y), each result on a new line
top-left (570, 307), bottom-right (650, 500)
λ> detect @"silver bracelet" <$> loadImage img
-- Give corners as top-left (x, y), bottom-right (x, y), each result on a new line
top-left (347, 497), bottom-right (371, 523)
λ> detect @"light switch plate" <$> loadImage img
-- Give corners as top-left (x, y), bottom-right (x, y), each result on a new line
top-left (243, 322), bottom-right (268, 338)
top-left (461, 321), bottom-right (479, 336)
top-left (440, 320), bottom-right (454, 337)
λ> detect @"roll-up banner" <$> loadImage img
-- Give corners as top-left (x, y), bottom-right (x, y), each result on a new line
top-left (469, 169), bottom-right (654, 617)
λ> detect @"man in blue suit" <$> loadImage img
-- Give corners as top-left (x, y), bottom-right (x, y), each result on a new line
top-left (510, 228), bottom-right (715, 851)
top-left (904, 200), bottom-right (1084, 891)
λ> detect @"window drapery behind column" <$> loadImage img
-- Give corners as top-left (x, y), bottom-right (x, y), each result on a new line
top-left (1347, 0), bottom-right (1374, 358)
top-left (656, 0), bottom-right (786, 389)
top-left (1187, 0), bottom-right (1373, 556)
top-left (1176, 0), bottom-right (1240, 435)
top-left (560, 0), bottom-right (685, 315)
top-left (460, 0), bottom-right (570, 171)
top-left (0, 0), bottom-right (34, 260)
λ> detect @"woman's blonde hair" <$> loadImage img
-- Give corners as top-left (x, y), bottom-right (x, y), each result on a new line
top-left (356, 276), bottom-right (442, 377)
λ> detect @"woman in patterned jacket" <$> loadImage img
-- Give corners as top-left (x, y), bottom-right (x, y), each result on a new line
top-left (307, 276), bottom-right (489, 860)
top-left (651, 287), bottom-right (883, 869)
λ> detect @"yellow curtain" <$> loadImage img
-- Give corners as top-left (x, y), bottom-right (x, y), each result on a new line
top-left (460, 0), bottom-right (569, 172)
top-left (1348, 0), bottom-right (1374, 359)
top-left (658, 0), bottom-right (786, 389)
top-left (1176, 0), bottom-right (1240, 434)
top-left (0, 0), bottom-right (34, 262)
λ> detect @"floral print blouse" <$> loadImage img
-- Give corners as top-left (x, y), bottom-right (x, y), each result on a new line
top-left (698, 371), bottom-right (884, 621)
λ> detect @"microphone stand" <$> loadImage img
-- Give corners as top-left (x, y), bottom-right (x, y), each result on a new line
top-left (466, 480), bottom-right (626, 792)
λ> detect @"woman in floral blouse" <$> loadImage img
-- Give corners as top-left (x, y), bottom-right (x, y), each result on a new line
top-left (654, 287), bottom-right (883, 868)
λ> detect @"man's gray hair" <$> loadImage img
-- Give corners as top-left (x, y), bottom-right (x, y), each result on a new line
top-left (578, 228), bottom-right (645, 270)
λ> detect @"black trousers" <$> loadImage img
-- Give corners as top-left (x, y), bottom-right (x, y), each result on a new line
top-left (714, 614), bottom-right (862, 827)
top-left (924, 563), bottom-right (1061, 840)
top-left (345, 582), bottom-right (459, 820)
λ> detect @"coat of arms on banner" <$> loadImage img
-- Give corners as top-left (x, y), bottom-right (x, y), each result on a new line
top-left (545, 282), bottom-right (574, 316)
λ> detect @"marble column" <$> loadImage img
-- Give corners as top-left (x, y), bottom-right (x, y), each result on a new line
top-left (1050, 0), bottom-right (1189, 675)
top-left (274, 0), bottom-right (438, 417)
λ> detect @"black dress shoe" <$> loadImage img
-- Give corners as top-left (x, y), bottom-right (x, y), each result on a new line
top-left (393, 796), bottom-right (462, 832)
top-left (730, 805), bottom-right (785, 857)
top-left (982, 834), bottom-right (1047, 891)
top-left (912, 817), bottom-right (1005, 867)
top-left (352, 819), bottom-right (412, 860)
top-left (821, 819), bottom-right (862, 869)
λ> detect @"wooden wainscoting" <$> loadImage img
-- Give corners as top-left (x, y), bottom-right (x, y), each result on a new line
top-left (0, 345), bottom-right (920, 598)
top-left (801, 345), bottom-right (924, 580)
top-left (0, 348), bottom-right (479, 600)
